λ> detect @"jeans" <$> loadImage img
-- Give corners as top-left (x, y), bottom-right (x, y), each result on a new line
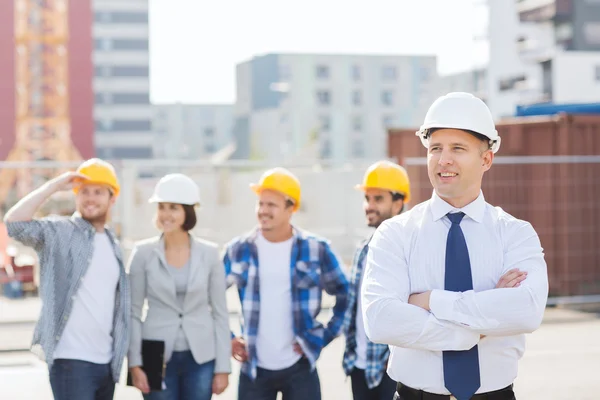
top-left (238, 357), bottom-right (321, 400)
top-left (144, 351), bottom-right (215, 400)
top-left (350, 367), bottom-right (396, 400)
top-left (49, 359), bottom-right (115, 400)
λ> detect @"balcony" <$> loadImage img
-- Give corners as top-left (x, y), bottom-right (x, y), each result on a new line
top-left (517, 0), bottom-right (573, 23)
top-left (516, 38), bottom-right (556, 62)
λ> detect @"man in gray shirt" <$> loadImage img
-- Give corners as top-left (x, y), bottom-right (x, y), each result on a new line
top-left (4, 158), bottom-right (129, 400)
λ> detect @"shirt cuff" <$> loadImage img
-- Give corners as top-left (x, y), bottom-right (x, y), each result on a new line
top-left (429, 289), bottom-right (461, 322)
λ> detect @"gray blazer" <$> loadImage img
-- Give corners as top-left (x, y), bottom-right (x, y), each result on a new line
top-left (127, 235), bottom-right (231, 374)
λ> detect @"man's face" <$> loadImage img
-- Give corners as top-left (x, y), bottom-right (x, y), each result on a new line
top-left (75, 184), bottom-right (114, 224)
top-left (255, 189), bottom-right (293, 231)
top-left (427, 128), bottom-right (493, 205)
top-left (363, 188), bottom-right (403, 228)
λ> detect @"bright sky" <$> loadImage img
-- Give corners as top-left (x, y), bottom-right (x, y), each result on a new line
top-left (149, 0), bottom-right (489, 104)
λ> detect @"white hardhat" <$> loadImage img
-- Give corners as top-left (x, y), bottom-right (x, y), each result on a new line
top-left (148, 173), bottom-right (201, 206)
top-left (416, 92), bottom-right (501, 153)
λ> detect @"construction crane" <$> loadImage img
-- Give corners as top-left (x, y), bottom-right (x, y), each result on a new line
top-left (0, 0), bottom-right (82, 205)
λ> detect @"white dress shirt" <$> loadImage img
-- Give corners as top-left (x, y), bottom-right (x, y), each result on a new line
top-left (361, 190), bottom-right (549, 395)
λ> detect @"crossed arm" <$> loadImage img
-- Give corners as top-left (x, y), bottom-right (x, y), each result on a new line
top-left (361, 220), bottom-right (549, 352)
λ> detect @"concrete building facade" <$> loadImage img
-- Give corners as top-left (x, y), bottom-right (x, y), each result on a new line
top-left (92, 0), bottom-right (153, 159)
top-left (233, 53), bottom-right (438, 163)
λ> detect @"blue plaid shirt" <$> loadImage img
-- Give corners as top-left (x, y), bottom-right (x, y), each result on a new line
top-left (342, 237), bottom-right (390, 389)
top-left (223, 226), bottom-right (349, 380)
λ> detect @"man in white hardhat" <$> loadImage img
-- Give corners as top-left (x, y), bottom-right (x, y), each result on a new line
top-left (361, 92), bottom-right (549, 400)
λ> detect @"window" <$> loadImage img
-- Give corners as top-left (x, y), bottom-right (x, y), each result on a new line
top-left (352, 115), bottom-right (362, 131)
top-left (382, 66), bottom-right (397, 81)
top-left (204, 143), bottom-right (216, 153)
top-left (97, 147), bottom-right (153, 159)
top-left (319, 115), bottom-right (331, 131)
top-left (94, 12), bottom-right (148, 23)
top-left (583, 22), bottom-right (600, 45)
top-left (316, 90), bottom-right (331, 105)
top-left (316, 65), bottom-right (330, 79)
top-left (320, 139), bottom-right (331, 159)
top-left (95, 119), bottom-right (113, 131)
top-left (111, 66), bottom-right (150, 77)
top-left (382, 115), bottom-right (395, 127)
top-left (381, 91), bottom-right (394, 106)
top-left (97, 120), bottom-right (152, 132)
top-left (279, 65), bottom-right (291, 81)
top-left (352, 90), bottom-right (362, 106)
top-left (112, 93), bottom-right (149, 104)
top-left (420, 67), bottom-right (431, 82)
top-left (595, 65), bottom-right (600, 81)
top-left (352, 140), bottom-right (364, 158)
top-left (204, 127), bottom-right (215, 137)
top-left (96, 39), bottom-right (149, 51)
top-left (498, 75), bottom-right (527, 91)
top-left (351, 65), bottom-right (361, 81)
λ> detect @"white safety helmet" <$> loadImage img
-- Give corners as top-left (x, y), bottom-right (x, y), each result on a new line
top-left (416, 92), bottom-right (501, 153)
top-left (148, 173), bottom-right (201, 206)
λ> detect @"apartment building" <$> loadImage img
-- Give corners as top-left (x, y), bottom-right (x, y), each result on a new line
top-left (152, 104), bottom-right (234, 159)
top-left (233, 53), bottom-right (438, 163)
top-left (487, 0), bottom-right (600, 118)
top-left (92, 0), bottom-right (153, 159)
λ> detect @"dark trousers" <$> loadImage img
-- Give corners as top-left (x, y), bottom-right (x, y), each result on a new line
top-left (350, 367), bottom-right (397, 400)
top-left (49, 359), bottom-right (115, 400)
top-left (238, 357), bottom-right (321, 400)
top-left (144, 351), bottom-right (215, 400)
top-left (394, 383), bottom-right (516, 400)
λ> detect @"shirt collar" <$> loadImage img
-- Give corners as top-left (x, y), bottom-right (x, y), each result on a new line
top-left (70, 212), bottom-right (114, 236)
top-left (430, 190), bottom-right (486, 223)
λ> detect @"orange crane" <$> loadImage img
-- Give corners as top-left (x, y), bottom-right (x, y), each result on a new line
top-left (0, 0), bottom-right (82, 204)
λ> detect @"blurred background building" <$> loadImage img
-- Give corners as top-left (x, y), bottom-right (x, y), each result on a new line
top-left (93, 0), bottom-right (153, 159)
top-left (232, 53), bottom-right (438, 163)
top-left (0, 0), bottom-right (599, 301)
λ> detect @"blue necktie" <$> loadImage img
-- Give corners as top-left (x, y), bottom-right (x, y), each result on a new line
top-left (443, 212), bottom-right (481, 400)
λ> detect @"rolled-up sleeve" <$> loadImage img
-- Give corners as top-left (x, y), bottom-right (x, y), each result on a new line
top-left (6, 219), bottom-right (59, 252)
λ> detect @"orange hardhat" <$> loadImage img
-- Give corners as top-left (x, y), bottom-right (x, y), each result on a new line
top-left (355, 160), bottom-right (411, 203)
top-left (250, 167), bottom-right (301, 211)
top-left (72, 158), bottom-right (120, 197)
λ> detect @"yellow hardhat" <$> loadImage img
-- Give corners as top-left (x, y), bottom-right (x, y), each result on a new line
top-left (73, 158), bottom-right (121, 197)
top-left (355, 160), bottom-right (411, 203)
top-left (250, 167), bottom-right (301, 211)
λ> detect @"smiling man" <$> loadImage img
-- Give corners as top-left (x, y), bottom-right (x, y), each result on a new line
top-left (4, 158), bottom-right (129, 400)
top-left (223, 167), bottom-right (349, 400)
top-left (361, 93), bottom-right (549, 400)
top-left (341, 160), bottom-right (410, 400)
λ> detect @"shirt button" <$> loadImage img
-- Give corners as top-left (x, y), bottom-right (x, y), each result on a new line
top-left (179, 314), bottom-right (183, 318)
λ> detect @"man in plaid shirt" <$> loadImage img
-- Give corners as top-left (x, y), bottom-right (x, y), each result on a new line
top-left (342, 160), bottom-right (411, 400)
top-left (224, 167), bottom-right (349, 400)
top-left (3, 159), bottom-right (129, 400)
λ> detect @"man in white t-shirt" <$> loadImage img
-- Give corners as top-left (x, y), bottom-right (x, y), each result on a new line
top-left (341, 160), bottom-right (411, 400)
top-left (4, 159), bottom-right (129, 400)
top-left (224, 167), bottom-right (349, 400)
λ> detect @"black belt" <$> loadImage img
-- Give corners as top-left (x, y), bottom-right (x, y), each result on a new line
top-left (396, 382), bottom-right (514, 400)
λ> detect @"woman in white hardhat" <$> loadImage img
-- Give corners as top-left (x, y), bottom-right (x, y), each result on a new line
top-left (127, 173), bottom-right (231, 400)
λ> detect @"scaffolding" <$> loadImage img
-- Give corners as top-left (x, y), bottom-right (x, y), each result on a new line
top-left (0, 0), bottom-right (82, 205)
